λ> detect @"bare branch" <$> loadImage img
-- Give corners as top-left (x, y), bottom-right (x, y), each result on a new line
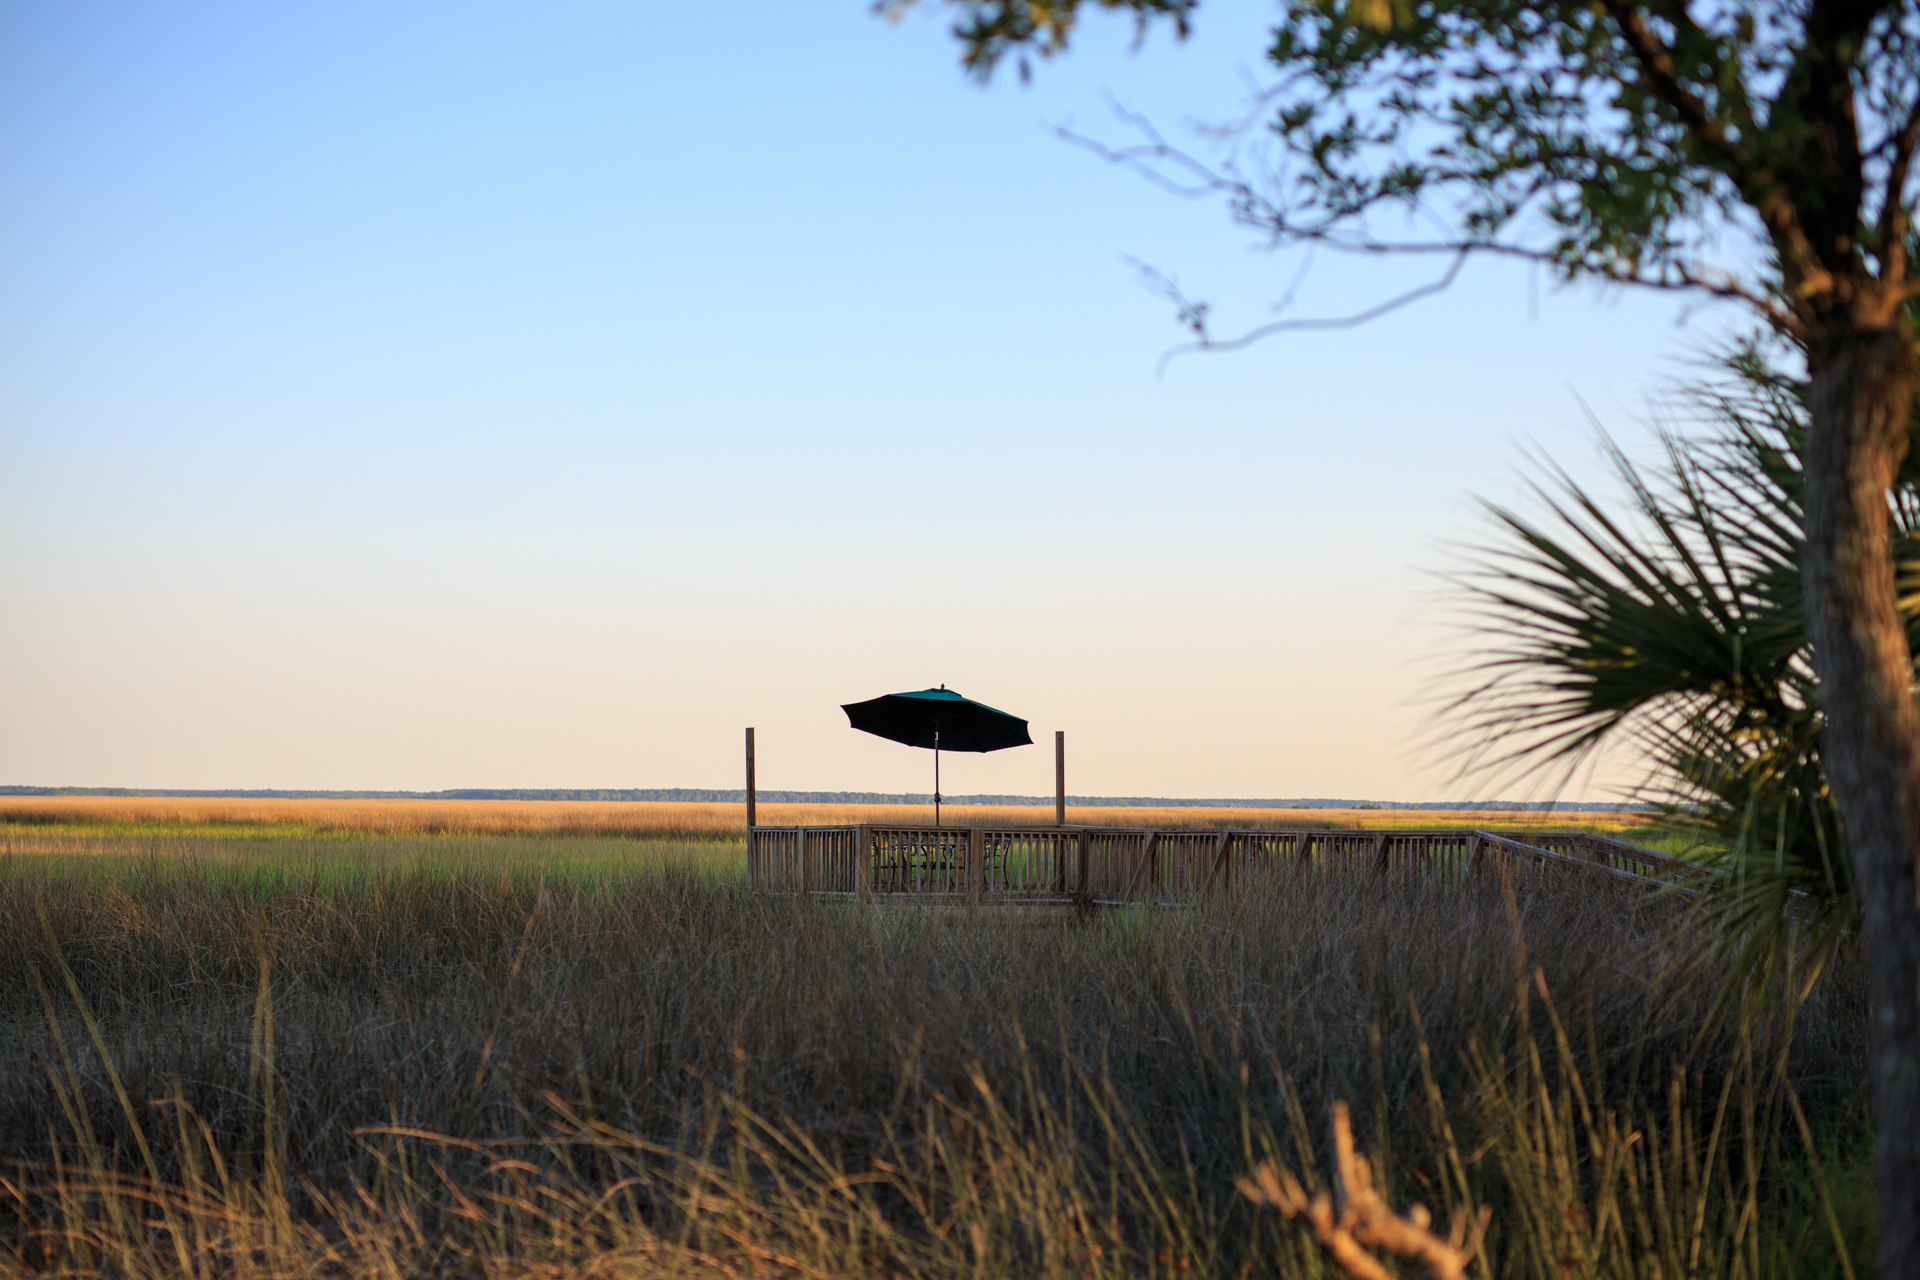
top-left (1153, 252), bottom-right (1469, 374)
top-left (1146, 249), bottom-right (1791, 373)
top-left (1054, 108), bottom-right (1245, 203)
top-left (1059, 105), bottom-right (1799, 339)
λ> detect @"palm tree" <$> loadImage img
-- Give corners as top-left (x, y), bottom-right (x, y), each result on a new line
top-left (1449, 340), bottom-right (1920, 1015)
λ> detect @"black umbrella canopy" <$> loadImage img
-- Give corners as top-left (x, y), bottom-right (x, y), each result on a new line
top-left (841, 687), bottom-right (1032, 752)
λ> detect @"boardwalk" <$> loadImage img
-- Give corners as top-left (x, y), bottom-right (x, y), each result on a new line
top-left (747, 825), bottom-right (1701, 904)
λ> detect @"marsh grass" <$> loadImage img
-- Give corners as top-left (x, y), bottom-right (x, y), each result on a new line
top-left (0, 796), bottom-right (1666, 842)
top-left (0, 831), bottom-right (1863, 1277)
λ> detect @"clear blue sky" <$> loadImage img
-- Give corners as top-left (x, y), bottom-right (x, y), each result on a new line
top-left (0, 1), bottom-right (1747, 799)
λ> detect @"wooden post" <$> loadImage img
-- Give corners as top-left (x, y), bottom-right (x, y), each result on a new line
top-left (798, 827), bottom-right (811, 896)
top-left (855, 825), bottom-right (871, 903)
top-left (1371, 831), bottom-right (1391, 876)
top-left (745, 728), bottom-right (757, 830)
top-left (1055, 731), bottom-right (1066, 826)
top-left (744, 727), bottom-right (757, 887)
top-left (969, 828), bottom-right (983, 903)
top-left (1076, 829), bottom-right (1091, 903)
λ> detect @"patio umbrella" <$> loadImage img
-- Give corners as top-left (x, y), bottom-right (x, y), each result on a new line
top-left (841, 685), bottom-right (1032, 826)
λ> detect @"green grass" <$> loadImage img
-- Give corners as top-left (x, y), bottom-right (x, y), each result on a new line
top-left (1618, 823), bottom-right (1731, 860)
top-left (1, 826), bottom-right (745, 883)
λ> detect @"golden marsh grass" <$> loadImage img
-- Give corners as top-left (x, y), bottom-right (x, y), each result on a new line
top-left (0, 822), bottom-right (1867, 1277)
top-left (0, 794), bottom-right (1660, 839)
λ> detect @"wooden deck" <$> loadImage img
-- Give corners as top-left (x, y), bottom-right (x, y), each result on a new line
top-left (746, 825), bottom-right (1703, 904)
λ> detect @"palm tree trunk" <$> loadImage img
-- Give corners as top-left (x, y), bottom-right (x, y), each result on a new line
top-left (1802, 318), bottom-right (1920, 1277)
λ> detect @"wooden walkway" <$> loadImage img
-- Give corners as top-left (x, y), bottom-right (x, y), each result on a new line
top-left (746, 825), bottom-right (1703, 904)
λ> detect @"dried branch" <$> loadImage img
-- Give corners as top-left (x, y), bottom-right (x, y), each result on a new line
top-left (1238, 1100), bottom-right (1492, 1280)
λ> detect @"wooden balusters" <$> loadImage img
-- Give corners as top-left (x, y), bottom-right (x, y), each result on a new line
top-left (1199, 830), bottom-right (1234, 900)
top-left (1119, 831), bottom-right (1161, 905)
top-left (744, 823), bottom-right (1687, 904)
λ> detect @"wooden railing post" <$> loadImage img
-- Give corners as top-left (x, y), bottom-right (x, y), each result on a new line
top-left (798, 827), bottom-right (811, 896)
top-left (744, 727), bottom-right (757, 887)
top-left (969, 828), bottom-right (984, 903)
top-left (745, 727), bottom-right (756, 829)
top-left (855, 827), bottom-right (871, 903)
top-left (1055, 731), bottom-right (1066, 826)
top-left (1371, 832), bottom-right (1391, 875)
top-left (1076, 829), bottom-right (1091, 902)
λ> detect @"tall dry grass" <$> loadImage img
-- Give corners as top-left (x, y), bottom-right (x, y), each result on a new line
top-left (0, 828), bottom-right (1868, 1276)
top-left (0, 795), bottom-right (1661, 840)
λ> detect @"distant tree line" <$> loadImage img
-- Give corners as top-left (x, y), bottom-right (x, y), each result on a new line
top-left (0, 785), bottom-right (1645, 811)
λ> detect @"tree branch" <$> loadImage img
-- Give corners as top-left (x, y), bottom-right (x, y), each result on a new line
top-left (1878, 85), bottom-right (1920, 286)
top-left (1593, 0), bottom-right (1751, 172)
top-left (1151, 252), bottom-right (1469, 373)
top-left (1766, 0), bottom-right (1898, 310)
top-left (1135, 234), bottom-right (1793, 370)
top-left (1597, 0), bottom-right (1840, 317)
top-left (1060, 104), bottom-right (1797, 334)
top-left (1660, 2), bottom-right (1760, 144)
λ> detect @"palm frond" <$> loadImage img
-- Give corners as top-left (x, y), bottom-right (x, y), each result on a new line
top-left (1445, 338), bottom-right (1918, 1019)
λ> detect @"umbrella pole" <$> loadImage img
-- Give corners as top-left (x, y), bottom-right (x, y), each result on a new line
top-left (934, 731), bottom-right (941, 828)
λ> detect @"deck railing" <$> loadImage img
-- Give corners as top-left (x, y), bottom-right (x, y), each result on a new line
top-left (746, 825), bottom-right (1706, 903)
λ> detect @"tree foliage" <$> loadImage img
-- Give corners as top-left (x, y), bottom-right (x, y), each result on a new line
top-left (899, 0), bottom-right (1918, 338)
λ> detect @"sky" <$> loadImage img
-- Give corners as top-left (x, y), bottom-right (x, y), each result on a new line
top-left (0, 1), bottom-right (1753, 801)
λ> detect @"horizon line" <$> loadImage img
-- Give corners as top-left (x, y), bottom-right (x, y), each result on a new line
top-left (0, 785), bottom-right (1648, 812)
